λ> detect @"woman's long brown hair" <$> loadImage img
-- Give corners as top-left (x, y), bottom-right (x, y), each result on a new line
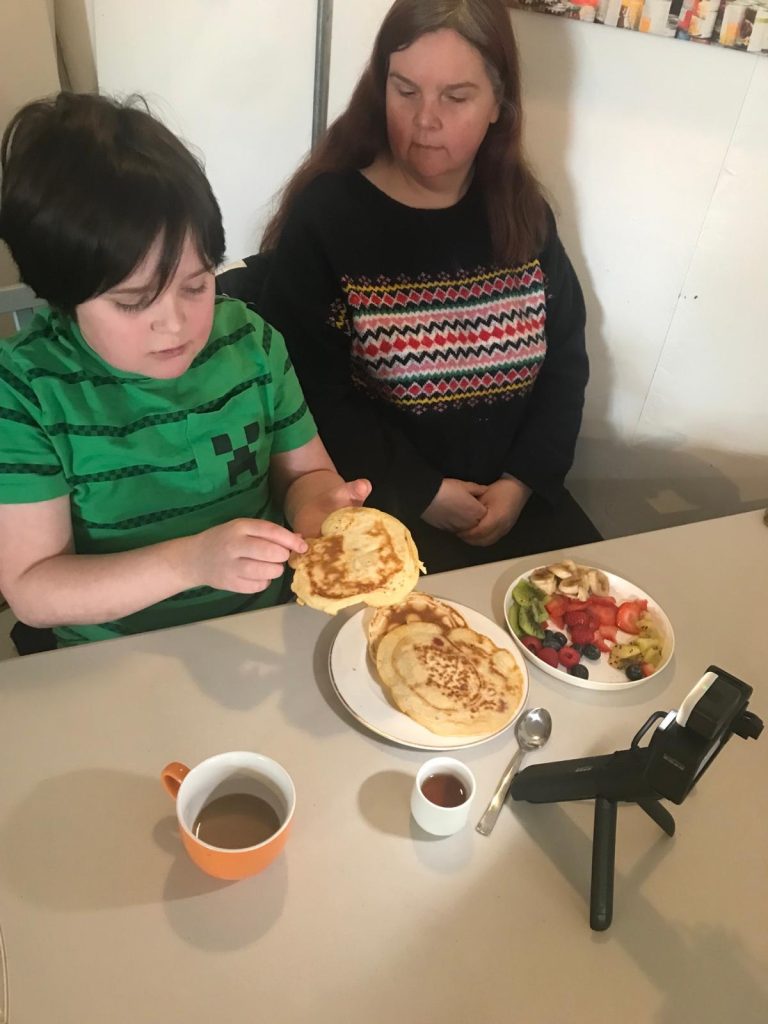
top-left (261, 0), bottom-right (547, 265)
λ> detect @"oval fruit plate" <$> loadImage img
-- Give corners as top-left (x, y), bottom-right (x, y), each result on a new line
top-left (504, 561), bottom-right (674, 691)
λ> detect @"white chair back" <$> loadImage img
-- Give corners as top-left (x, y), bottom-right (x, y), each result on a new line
top-left (0, 283), bottom-right (44, 332)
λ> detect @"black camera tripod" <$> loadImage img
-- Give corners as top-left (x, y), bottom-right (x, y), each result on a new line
top-left (510, 669), bottom-right (763, 931)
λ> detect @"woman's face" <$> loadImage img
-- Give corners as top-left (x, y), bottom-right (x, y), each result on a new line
top-left (75, 233), bottom-right (216, 379)
top-left (385, 28), bottom-right (500, 189)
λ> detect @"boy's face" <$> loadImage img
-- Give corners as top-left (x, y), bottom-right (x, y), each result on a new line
top-left (75, 234), bottom-right (216, 379)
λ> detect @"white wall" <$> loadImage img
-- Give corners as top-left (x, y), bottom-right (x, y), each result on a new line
top-left (329, 4), bottom-right (767, 539)
top-left (0, 0), bottom-right (60, 288)
top-left (94, 0), bottom-right (316, 262)
top-left (510, 16), bottom-right (767, 538)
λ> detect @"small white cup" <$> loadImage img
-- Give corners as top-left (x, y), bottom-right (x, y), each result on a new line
top-left (410, 756), bottom-right (476, 836)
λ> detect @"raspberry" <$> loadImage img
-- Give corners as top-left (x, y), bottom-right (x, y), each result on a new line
top-left (537, 647), bottom-right (560, 668)
top-left (521, 635), bottom-right (542, 653)
top-left (558, 645), bottom-right (580, 669)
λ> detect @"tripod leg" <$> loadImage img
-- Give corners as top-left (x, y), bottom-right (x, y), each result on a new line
top-left (637, 798), bottom-right (675, 837)
top-left (590, 797), bottom-right (617, 931)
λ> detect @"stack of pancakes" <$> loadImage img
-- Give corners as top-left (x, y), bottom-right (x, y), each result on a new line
top-left (370, 594), bottom-right (525, 737)
top-left (291, 507), bottom-right (524, 737)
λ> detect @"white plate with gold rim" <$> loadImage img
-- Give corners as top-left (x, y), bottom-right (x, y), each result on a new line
top-left (328, 598), bottom-right (529, 750)
top-left (504, 567), bottom-right (675, 691)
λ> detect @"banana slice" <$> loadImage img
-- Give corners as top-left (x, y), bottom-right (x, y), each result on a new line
top-left (528, 562), bottom-right (614, 603)
top-left (587, 569), bottom-right (610, 596)
top-left (530, 569), bottom-right (557, 595)
top-left (548, 561), bottom-right (574, 579)
top-left (557, 574), bottom-right (582, 596)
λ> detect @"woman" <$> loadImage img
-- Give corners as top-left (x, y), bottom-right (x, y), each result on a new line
top-left (259, 0), bottom-right (599, 573)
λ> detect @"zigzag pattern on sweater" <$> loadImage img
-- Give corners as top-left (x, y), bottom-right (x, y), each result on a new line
top-left (342, 262), bottom-right (547, 413)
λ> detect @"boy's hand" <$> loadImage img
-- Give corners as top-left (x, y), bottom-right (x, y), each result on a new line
top-left (291, 477), bottom-right (371, 539)
top-left (186, 519), bottom-right (308, 593)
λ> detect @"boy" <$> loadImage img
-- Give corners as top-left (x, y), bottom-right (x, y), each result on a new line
top-left (0, 93), bottom-right (369, 646)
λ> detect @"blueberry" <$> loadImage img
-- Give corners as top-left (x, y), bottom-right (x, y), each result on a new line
top-left (582, 644), bottom-right (601, 661)
top-left (569, 664), bottom-right (589, 679)
top-left (542, 630), bottom-right (567, 650)
top-left (572, 642), bottom-right (584, 654)
top-left (625, 663), bottom-right (644, 681)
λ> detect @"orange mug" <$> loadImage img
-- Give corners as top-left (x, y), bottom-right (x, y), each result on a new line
top-left (161, 751), bottom-right (295, 880)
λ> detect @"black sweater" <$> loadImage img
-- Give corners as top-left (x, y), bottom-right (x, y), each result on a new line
top-left (260, 171), bottom-right (588, 525)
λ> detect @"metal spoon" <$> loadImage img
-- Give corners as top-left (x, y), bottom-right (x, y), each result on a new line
top-left (476, 707), bottom-right (552, 836)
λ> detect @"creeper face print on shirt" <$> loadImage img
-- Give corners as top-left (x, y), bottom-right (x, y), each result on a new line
top-left (211, 421), bottom-right (262, 487)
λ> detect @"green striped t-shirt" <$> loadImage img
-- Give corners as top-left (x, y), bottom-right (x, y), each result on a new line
top-left (0, 296), bottom-right (317, 645)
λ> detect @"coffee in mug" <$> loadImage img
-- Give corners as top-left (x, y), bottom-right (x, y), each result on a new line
top-left (193, 792), bottom-right (281, 849)
top-left (162, 751), bottom-right (295, 879)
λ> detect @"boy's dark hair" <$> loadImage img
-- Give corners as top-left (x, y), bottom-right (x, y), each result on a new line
top-left (0, 92), bottom-right (225, 311)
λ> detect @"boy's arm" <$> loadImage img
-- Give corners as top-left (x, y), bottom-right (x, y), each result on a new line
top-left (0, 497), bottom-right (307, 629)
top-left (0, 496), bottom-right (194, 627)
top-left (273, 436), bottom-right (371, 539)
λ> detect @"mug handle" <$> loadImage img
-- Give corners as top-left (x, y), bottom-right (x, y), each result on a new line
top-left (161, 761), bottom-right (190, 799)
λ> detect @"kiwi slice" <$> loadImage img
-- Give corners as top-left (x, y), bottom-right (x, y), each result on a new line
top-left (513, 579), bottom-right (544, 608)
top-left (609, 642), bottom-right (642, 668)
top-left (507, 601), bottom-right (522, 636)
top-left (518, 605), bottom-right (544, 639)
top-left (530, 598), bottom-right (549, 624)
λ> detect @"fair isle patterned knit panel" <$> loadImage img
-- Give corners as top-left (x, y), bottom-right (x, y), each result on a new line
top-left (343, 261), bottom-right (547, 414)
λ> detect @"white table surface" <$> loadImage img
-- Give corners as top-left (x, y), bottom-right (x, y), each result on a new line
top-left (1, 511), bottom-right (766, 1023)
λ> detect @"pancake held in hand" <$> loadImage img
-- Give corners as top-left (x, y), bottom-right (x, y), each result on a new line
top-left (376, 622), bottom-right (524, 737)
top-left (367, 592), bottom-right (468, 660)
top-left (290, 506), bottom-right (424, 614)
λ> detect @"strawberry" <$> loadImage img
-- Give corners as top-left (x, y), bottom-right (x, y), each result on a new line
top-left (589, 602), bottom-right (617, 627)
top-left (570, 624), bottom-right (597, 646)
top-left (558, 645), bottom-right (580, 669)
top-left (587, 595), bottom-right (617, 607)
top-left (598, 624), bottom-right (618, 641)
top-left (537, 647), bottom-right (560, 668)
top-left (545, 595), bottom-right (569, 629)
top-left (564, 610), bottom-right (590, 628)
top-left (641, 661), bottom-right (655, 677)
top-left (616, 600), bottom-right (648, 635)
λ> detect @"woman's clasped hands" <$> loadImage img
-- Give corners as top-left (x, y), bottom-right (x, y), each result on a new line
top-left (422, 476), bottom-right (531, 548)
